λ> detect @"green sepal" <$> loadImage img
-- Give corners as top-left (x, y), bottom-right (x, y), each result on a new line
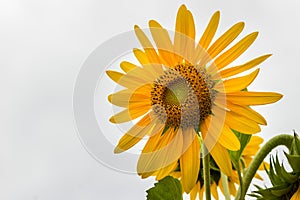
top-left (269, 184), bottom-right (293, 197)
top-left (285, 152), bottom-right (300, 173)
top-left (291, 132), bottom-right (300, 155)
top-left (146, 176), bottom-right (183, 200)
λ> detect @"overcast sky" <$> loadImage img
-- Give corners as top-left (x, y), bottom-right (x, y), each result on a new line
top-left (1, 0), bottom-right (300, 199)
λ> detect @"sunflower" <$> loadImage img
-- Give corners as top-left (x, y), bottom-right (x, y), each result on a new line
top-left (107, 4), bottom-right (282, 193)
top-left (188, 136), bottom-right (267, 199)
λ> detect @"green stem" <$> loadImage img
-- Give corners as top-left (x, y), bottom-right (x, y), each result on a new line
top-left (235, 134), bottom-right (294, 200)
top-left (236, 161), bottom-right (243, 194)
top-left (203, 145), bottom-right (211, 200)
top-left (221, 172), bottom-right (231, 200)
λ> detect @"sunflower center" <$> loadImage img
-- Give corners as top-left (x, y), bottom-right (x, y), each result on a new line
top-left (151, 63), bottom-right (216, 129)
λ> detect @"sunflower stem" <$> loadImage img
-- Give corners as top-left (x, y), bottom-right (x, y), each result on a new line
top-left (203, 145), bottom-right (211, 200)
top-left (235, 134), bottom-right (294, 200)
top-left (236, 161), bottom-right (243, 195)
top-left (221, 172), bottom-right (231, 200)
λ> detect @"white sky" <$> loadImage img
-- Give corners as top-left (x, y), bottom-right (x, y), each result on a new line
top-left (1, 0), bottom-right (300, 199)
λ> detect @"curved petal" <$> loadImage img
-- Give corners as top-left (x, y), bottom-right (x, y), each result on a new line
top-left (210, 142), bottom-right (232, 176)
top-left (226, 102), bottom-right (267, 125)
top-left (120, 61), bottom-right (139, 73)
top-left (190, 181), bottom-right (199, 200)
top-left (219, 54), bottom-right (271, 78)
top-left (138, 128), bottom-right (183, 178)
top-left (114, 115), bottom-right (157, 153)
top-left (149, 20), bottom-right (175, 66)
top-left (201, 21), bottom-right (245, 65)
top-left (174, 5), bottom-right (195, 62)
top-left (215, 69), bottom-right (260, 93)
top-left (225, 111), bottom-right (261, 134)
top-left (108, 84), bottom-right (151, 107)
top-left (212, 32), bottom-right (258, 70)
top-left (211, 182), bottom-right (219, 200)
top-left (218, 124), bottom-right (240, 151)
top-left (134, 25), bottom-right (160, 64)
top-left (226, 91), bottom-right (283, 106)
top-left (180, 127), bottom-right (200, 193)
top-left (198, 11), bottom-right (220, 50)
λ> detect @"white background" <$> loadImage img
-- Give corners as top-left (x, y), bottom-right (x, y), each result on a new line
top-left (1, 0), bottom-right (300, 199)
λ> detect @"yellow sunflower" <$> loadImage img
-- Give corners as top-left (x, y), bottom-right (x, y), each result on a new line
top-left (107, 4), bottom-right (282, 193)
top-left (188, 136), bottom-right (267, 199)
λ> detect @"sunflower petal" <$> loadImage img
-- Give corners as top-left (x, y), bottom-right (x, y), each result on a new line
top-left (109, 105), bottom-right (149, 123)
top-left (190, 182), bottom-right (199, 200)
top-left (114, 114), bottom-right (155, 153)
top-left (149, 20), bottom-right (175, 66)
top-left (198, 11), bottom-right (220, 50)
top-left (138, 128), bottom-right (183, 177)
top-left (211, 182), bottom-right (219, 200)
top-left (108, 85), bottom-right (151, 107)
top-left (106, 70), bottom-right (147, 89)
top-left (180, 127), bottom-right (200, 193)
top-left (218, 125), bottom-right (241, 151)
top-left (291, 184), bottom-right (300, 200)
top-left (120, 61), bottom-right (138, 73)
top-left (134, 25), bottom-right (160, 64)
top-left (210, 142), bottom-right (232, 176)
top-left (206, 22), bottom-right (245, 59)
top-left (215, 69), bottom-right (260, 92)
top-left (226, 91), bottom-right (283, 105)
top-left (225, 111), bottom-right (261, 134)
top-left (219, 54), bottom-right (272, 78)
top-left (174, 5), bottom-right (195, 62)
top-left (213, 32), bottom-right (258, 70)
top-left (226, 102), bottom-right (267, 125)
top-left (192, 11), bottom-right (219, 64)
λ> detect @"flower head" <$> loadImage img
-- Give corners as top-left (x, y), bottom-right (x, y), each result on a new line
top-left (107, 4), bottom-right (282, 193)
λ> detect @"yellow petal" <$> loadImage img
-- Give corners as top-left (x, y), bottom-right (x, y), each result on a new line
top-left (155, 161), bottom-right (178, 180)
top-left (120, 61), bottom-right (138, 73)
top-left (190, 182), bottom-right (199, 200)
top-left (198, 11), bottom-right (220, 50)
top-left (291, 185), bottom-right (300, 200)
top-left (134, 25), bottom-right (160, 64)
top-left (138, 128), bottom-right (183, 177)
top-left (149, 20), bottom-right (175, 66)
top-left (106, 70), bottom-right (147, 89)
top-left (206, 22), bottom-right (245, 59)
top-left (174, 5), bottom-right (195, 62)
top-left (192, 11), bottom-right (219, 64)
top-left (226, 102), bottom-right (267, 125)
top-left (133, 48), bottom-right (150, 65)
top-left (211, 182), bottom-right (219, 200)
top-left (242, 135), bottom-right (263, 155)
top-left (210, 142), bottom-right (232, 176)
top-left (199, 183), bottom-right (204, 200)
top-left (180, 127), bottom-right (200, 193)
top-left (228, 180), bottom-right (237, 196)
top-left (215, 69), bottom-right (260, 93)
top-left (213, 32), bottom-right (258, 70)
top-left (219, 54), bottom-right (272, 78)
top-left (109, 105), bottom-right (149, 123)
top-left (225, 111), bottom-right (261, 134)
top-left (218, 124), bottom-right (241, 151)
top-left (114, 114), bottom-right (155, 153)
top-left (108, 85), bottom-right (151, 107)
top-left (226, 91), bottom-right (283, 105)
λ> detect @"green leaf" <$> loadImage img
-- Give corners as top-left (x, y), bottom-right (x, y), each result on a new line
top-left (146, 176), bottom-right (183, 200)
top-left (229, 130), bottom-right (251, 167)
